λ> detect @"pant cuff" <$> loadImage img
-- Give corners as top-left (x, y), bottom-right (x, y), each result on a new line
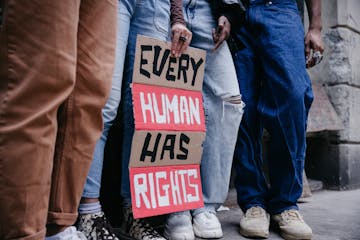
top-left (47, 211), bottom-right (78, 226)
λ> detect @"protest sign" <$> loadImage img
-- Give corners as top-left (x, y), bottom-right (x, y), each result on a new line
top-left (130, 165), bottom-right (202, 218)
top-left (130, 35), bottom-right (206, 218)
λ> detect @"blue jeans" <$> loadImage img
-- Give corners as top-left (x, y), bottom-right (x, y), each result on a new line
top-left (120, 0), bottom-right (171, 206)
top-left (82, 0), bottom-right (136, 198)
top-left (182, 0), bottom-right (244, 214)
top-left (232, 0), bottom-right (313, 215)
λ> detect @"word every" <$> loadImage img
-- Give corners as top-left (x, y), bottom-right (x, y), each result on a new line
top-left (131, 167), bottom-right (201, 209)
top-left (139, 45), bottom-right (204, 87)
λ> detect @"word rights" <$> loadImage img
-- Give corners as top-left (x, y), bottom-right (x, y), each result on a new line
top-left (130, 35), bottom-right (206, 218)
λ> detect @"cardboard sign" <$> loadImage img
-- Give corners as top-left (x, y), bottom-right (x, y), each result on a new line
top-left (130, 165), bottom-right (204, 218)
top-left (130, 131), bottom-right (205, 167)
top-left (132, 83), bottom-right (206, 131)
top-left (132, 35), bottom-right (206, 91)
top-left (130, 35), bottom-right (206, 218)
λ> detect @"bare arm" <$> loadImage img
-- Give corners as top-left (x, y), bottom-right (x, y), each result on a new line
top-left (304, 0), bottom-right (324, 68)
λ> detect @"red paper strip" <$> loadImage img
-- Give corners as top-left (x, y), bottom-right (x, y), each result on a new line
top-left (132, 83), bottom-right (205, 132)
top-left (130, 164), bottom-right (204, 218)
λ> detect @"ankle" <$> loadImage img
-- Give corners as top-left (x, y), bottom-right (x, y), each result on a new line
top-left (46, 224), bottom-right (68, 237)
top-left (78, 201), bottom-right (102, 215)
top-left (80, 197), bottom-right (99, 204)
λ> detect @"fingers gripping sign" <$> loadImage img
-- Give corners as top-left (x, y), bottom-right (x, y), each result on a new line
top-left (171, 23), bottom-right (192, 58)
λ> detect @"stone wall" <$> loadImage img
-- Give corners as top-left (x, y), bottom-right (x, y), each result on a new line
top-left (305, 0), bottom-right (360, 190)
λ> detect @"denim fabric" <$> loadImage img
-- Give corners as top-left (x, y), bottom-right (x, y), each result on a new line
top-left (182, 0), bottom-right (244, 214)
top-left (232, 0), bottom-right (313, 215)
top-left (82, 0), bottom-right (136, 198)
top-left (120, 0), bottom-right (171, 205)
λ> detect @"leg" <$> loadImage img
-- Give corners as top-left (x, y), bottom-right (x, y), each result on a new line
top-left (232, 40), bottom-right (268, 212)
top-left (47, 0), bottom-right (117, 229)
top-left (120, 0), bottom-right (170, 206)
top-left (252, 2), bottom-right (313, 215)
top-left (184, 0), bottom-right (243, 212)
top-left (119, 1), bottom-right (170, 239)
top-left (77, 2), bottom-right (132, 238)
top-left (0, 1), bottom-right (80, 239)
top-left (165, 1), bottom-right (243, 239)
top-left (232, 27), bottom-right (271, 239)
top-left (81, 0), bottom-right (133, 202)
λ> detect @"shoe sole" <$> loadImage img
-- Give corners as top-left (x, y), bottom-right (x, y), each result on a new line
top-left (239, 228), bottom-right (269, 239)
top-left (270, 220), bottom-right (312, 240)
top-left (114, 229), bottom-right (137, 240)
top-left (193, 226), bottom-right (223, 239)
top-left (163, 228), bottom-right (195, 240)
top-left (280, 232), bottom-right (312, 240)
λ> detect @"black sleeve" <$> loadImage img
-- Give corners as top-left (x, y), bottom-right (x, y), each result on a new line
top-left (212, 0), bottom-right (247, 29)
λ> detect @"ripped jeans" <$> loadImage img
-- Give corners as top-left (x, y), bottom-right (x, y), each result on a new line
top-left (182, 0), bottom-right (244, 214)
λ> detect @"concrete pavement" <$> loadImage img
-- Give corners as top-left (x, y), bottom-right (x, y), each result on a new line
top-left (115, 189), bottom-right (360, 240)
top-left (216, 189), bottom-right (360, 240)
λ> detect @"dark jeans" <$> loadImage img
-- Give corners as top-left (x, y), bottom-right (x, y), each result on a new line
top-left (232, 0), bottom-right (313, 215)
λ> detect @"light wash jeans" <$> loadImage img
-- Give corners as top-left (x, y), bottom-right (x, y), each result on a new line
top-left (182, 0), bottom-right (244, 215)
top-left (82, 0), bottom-right (136, 198)
top-left (119, 0), bottom-right (243, 211)
top-left (120, 0), bottom-right (171, 206)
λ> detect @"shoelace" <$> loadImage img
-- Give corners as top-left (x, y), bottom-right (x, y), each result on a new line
top-left (246, 207), bottom-right (265, 218)
top-left (93, 215), bottom-right (119, 240)
top-left (201, 211), bottom-right (217, 220)
top-left (281, 210), bottom-right (304, 223)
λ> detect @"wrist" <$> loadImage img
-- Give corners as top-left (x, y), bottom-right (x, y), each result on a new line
top-left (309, 16), bottom-right (322, 31)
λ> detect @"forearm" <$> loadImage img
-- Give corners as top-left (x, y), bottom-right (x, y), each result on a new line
top-left (305, 0), bottom-right (322, 30)
top-left (170, 0), bottom-right (185, 26)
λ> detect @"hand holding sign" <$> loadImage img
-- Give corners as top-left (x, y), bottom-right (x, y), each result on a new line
top-left (171, 23), bottom-right (192, 58)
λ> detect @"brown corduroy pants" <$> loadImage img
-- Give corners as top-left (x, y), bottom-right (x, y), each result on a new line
top-left (0, 0), bottom-right (117, 239)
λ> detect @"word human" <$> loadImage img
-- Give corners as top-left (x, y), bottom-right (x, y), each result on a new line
top-left (139, 90), bottom-right (201, 126)
top-left (133, 168), bottom-right (200, 209)
top-left (139, 44), bottom-right (204, 88)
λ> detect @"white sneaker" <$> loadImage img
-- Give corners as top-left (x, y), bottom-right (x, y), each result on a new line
top-left (164, 211), bottom-right (194, 240)
top-left (46, 226), bottom-right (87, 240)
top-left (272, 209), bottom-right (312, 240)
top-left (239, 206), bottom-right (270, 238)
top-left (192, 211), bottom-right (223, 239)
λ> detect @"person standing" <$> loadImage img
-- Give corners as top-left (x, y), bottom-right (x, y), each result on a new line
top-left (115, 0), bottom-right (193, 240)
top-left (0, 0), bottom-right (117, 240)
top-left (164, 1), bottom-right (245, 239)
top-left (231, 0), bottom-right (324, 239)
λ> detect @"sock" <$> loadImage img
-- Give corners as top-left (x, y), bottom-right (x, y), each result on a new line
top-left (78, 201), bottom-right (102, 215)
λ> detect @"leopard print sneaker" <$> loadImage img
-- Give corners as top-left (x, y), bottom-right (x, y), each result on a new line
top-left (77, 211), bottom-right (119, 240)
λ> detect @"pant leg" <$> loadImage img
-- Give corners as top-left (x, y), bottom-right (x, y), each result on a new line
top-left (250, 1), bottom-right (313, 214)
top-left (120, 0), bottom-right (170, 204)
top-left (182, 0), bottom-right (244, 211)
top-left (82, 0), bottom-right (133, 199)
top-left (232, 38), bottom-right (269, 212)
top-left (0, 1), bottom-right (80, 239)
top-left (47, 0), bottom-right (117, 225)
